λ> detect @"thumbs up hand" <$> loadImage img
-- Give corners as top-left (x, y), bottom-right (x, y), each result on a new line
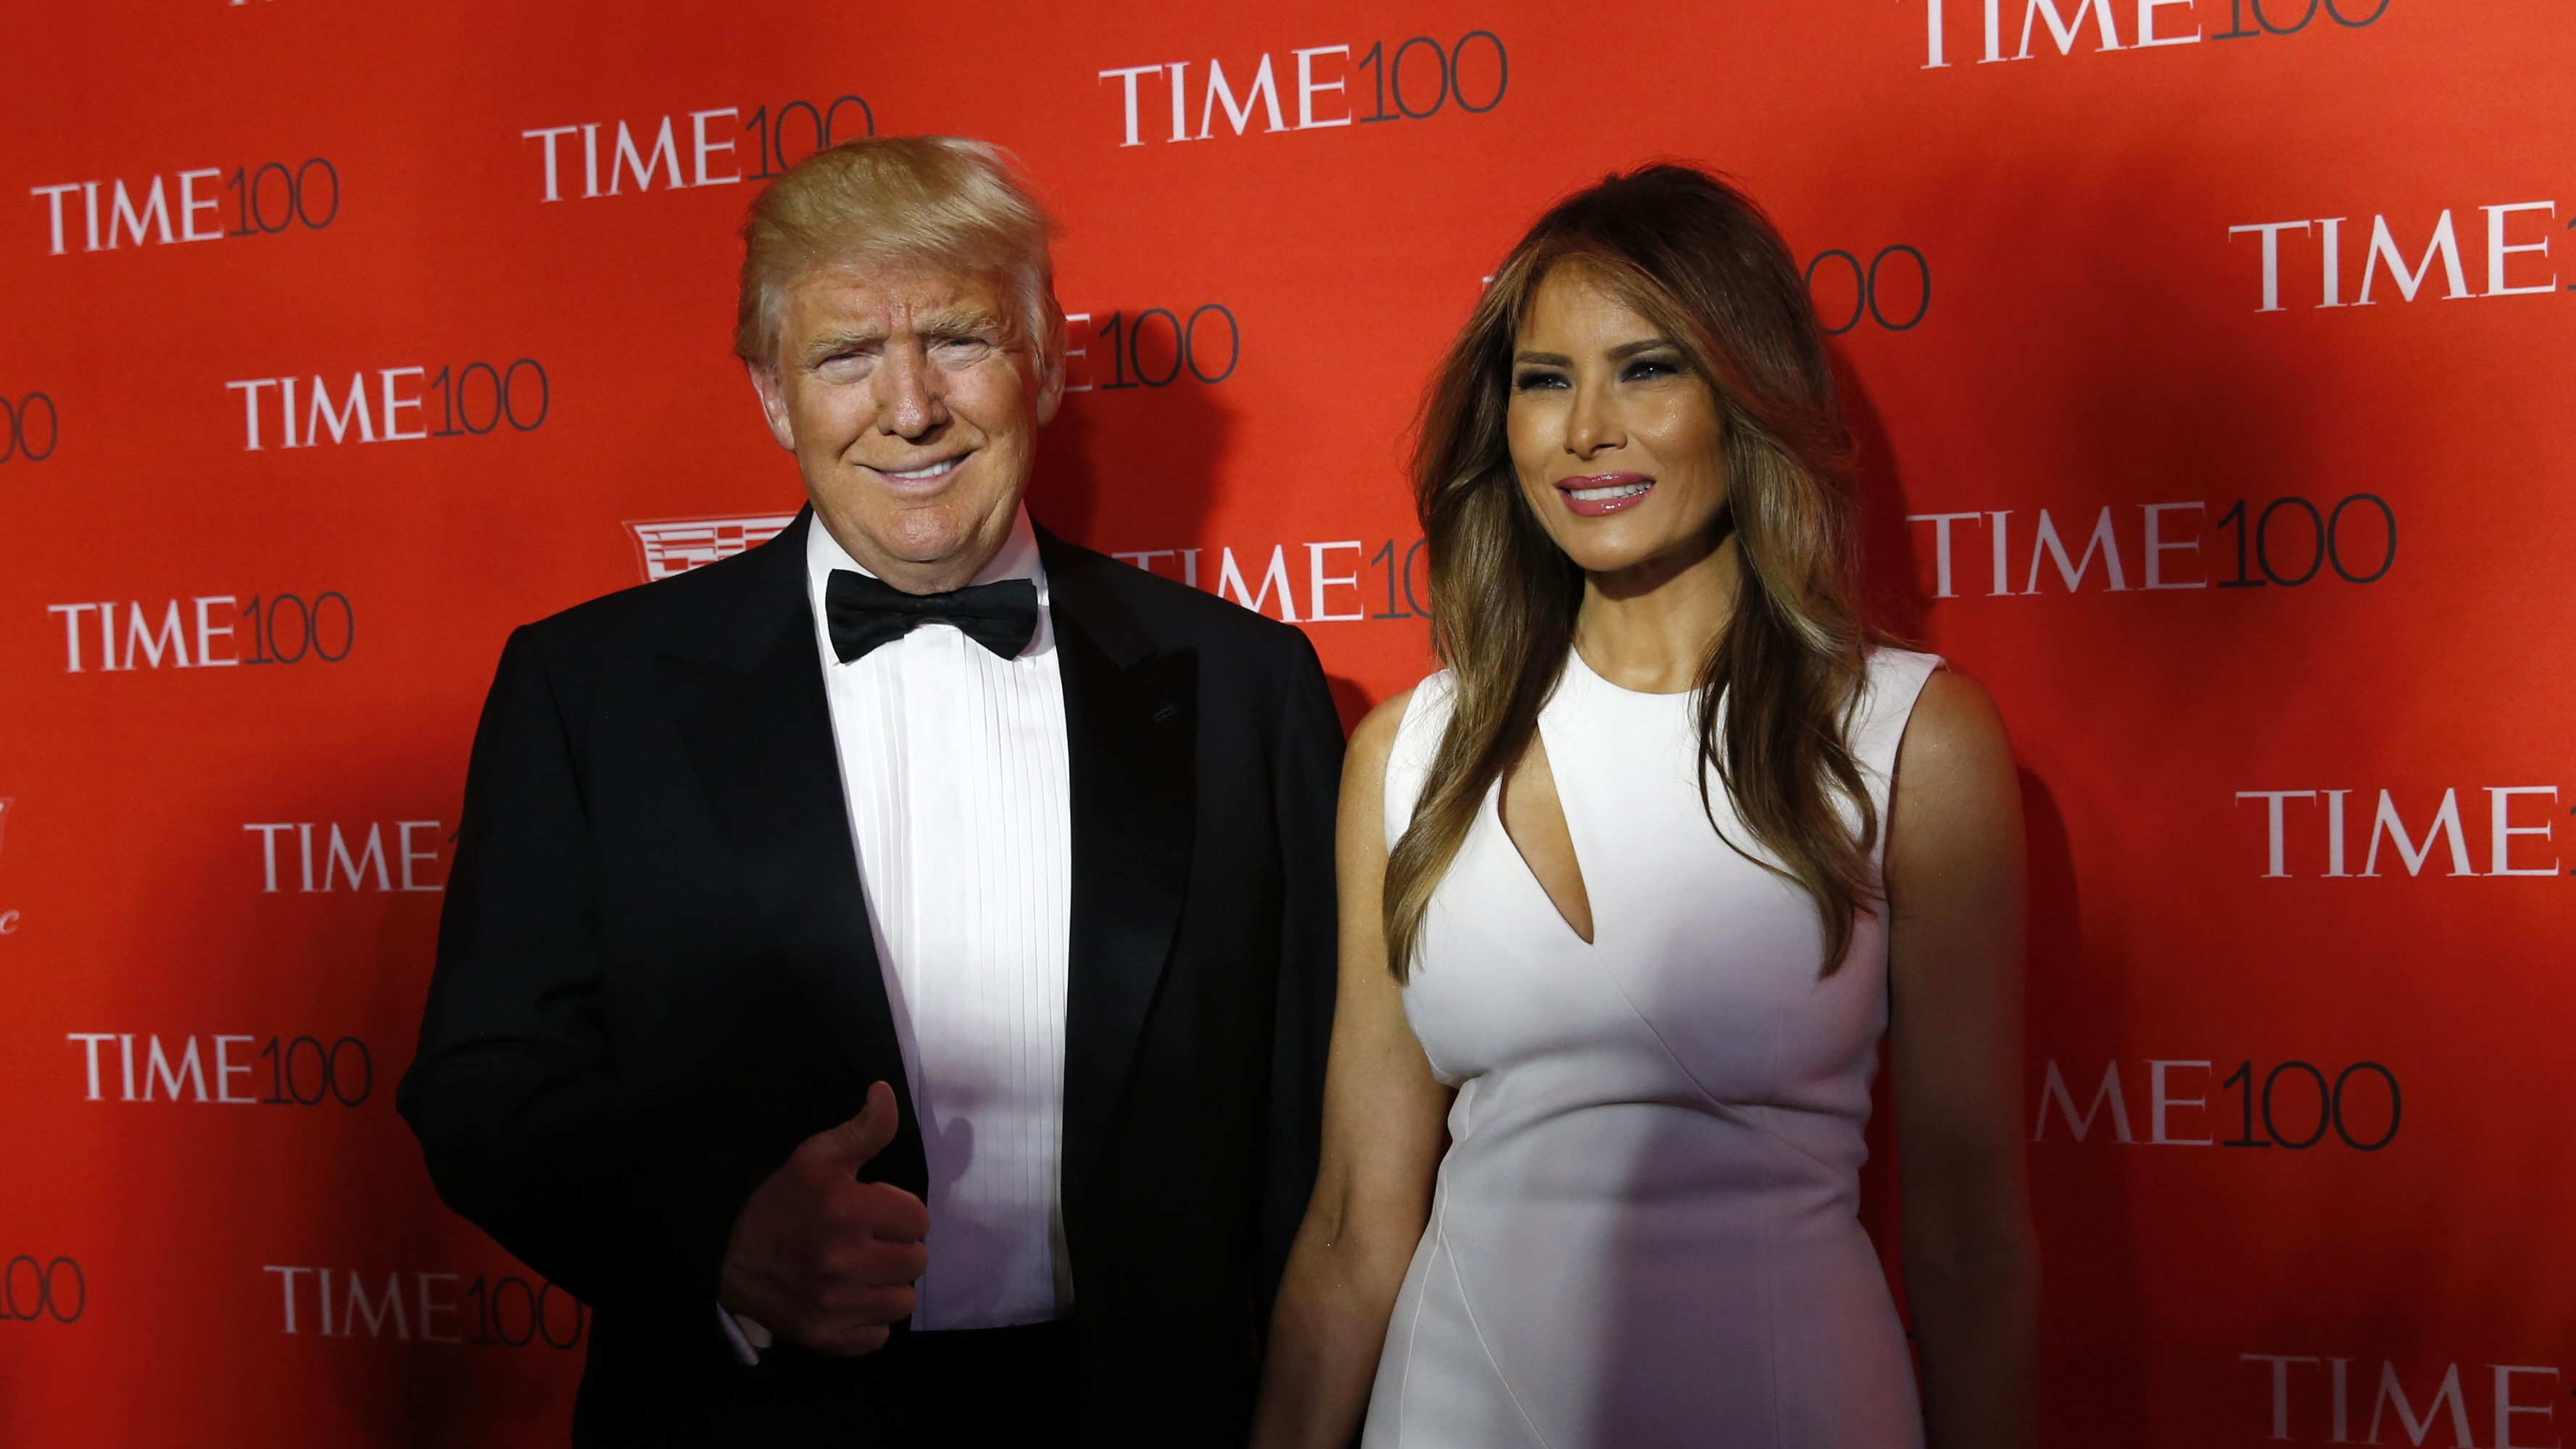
top-left (719, 1081), bottom-right (930, 1356)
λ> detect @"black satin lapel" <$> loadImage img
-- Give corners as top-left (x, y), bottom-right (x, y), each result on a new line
top-left (1052, 607), bottom-right (1198, 1217)
top-left (668, 613), bottom-right (928, 1197)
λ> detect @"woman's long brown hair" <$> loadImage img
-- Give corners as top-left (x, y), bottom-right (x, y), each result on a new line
top-left (1386, 165), bottom-right (1878, 981)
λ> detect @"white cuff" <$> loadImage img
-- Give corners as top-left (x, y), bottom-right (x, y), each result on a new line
top-left (716, 1303), bottom-right (774, 1366)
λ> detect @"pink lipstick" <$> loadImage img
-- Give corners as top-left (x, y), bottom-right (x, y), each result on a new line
top-left (1554, 472), bottom-right (1654, 517)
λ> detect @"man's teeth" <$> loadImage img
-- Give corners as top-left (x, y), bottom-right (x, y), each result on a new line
top-left (884, 460), bottom-right (955, 481)
top-left (1570, 482), bottom-right (1652, 502)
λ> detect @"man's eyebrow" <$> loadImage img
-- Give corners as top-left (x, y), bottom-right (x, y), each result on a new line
top-left (800, 311), bottom-right (1006, 363)
top-left (916, 308), bottom-right (1007, 339)
top-left (802, 328), bottom-right (885, 360)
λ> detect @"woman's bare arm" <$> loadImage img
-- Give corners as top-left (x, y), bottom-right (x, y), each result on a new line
top-left (1886, 670), bottom-right (2040, 1449)
top-left (1251, 689), bottom-right (1454, 1449)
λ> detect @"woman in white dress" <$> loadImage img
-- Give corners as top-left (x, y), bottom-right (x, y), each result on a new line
top-left (1251, 167), bottom-right (2038, 1448)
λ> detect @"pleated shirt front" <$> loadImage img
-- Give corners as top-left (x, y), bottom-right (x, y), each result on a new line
top-left (804, 509), bottom-right (1074, 1331)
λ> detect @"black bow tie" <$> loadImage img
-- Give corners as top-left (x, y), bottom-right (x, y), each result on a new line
top-left (824, 569), bottom-right (1040, 664)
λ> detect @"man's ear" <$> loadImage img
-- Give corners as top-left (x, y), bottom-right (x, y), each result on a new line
top-left (745, 360), bottom-right (797, 452)
top-left (1025, 301), bottom-right (1066, 424)
top-left (1033, 331), bottom-right (1067, 426)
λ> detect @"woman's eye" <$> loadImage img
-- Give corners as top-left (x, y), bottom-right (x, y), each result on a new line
top-left (1623, 358), bottom-right (1681, 381)
top-left (1513, 370), bottom-right (1567, 391)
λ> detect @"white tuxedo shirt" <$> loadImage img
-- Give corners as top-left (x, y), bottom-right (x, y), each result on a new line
top-left (724, 507), bottom-right (1074, 1360)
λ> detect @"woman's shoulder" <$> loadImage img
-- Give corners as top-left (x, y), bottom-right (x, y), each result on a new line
top-left (1350, 670), bottom-right (1451, 763)
top-left (1868, 643), bottom-right (2010, 793)
top-left (1897, 665), bottom-right (2010, 771)
top-left (1844, 645), bottom-right (1945, 758)
top-left (1346, 686), bottom-right (1416, 775)
top-left (1863, 644), bottom-right (1945, 696)
top-left (1347, 671), bottom-right (1454, 815)
top-left (1884, 665), bottom-right (2019, 881)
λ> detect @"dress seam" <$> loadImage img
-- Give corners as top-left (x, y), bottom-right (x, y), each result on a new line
top-left (1391, 1194), bottom-right (1452, 1441)
top-left (1436, 1216), bottom-right (1556, 1449)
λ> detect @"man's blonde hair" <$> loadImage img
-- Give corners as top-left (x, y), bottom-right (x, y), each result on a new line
top-left (734, 136), bottom-right (1063, 372)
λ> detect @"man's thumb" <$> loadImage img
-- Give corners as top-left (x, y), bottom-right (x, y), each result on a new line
top-left (816, 1080), bottom-right (900, 1168)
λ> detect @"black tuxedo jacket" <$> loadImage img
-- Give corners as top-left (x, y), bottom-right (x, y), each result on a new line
top-left (397, 510), bottom-right (1342, 1443)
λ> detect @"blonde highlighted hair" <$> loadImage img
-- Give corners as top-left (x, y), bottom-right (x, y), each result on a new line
top-left (734, 136), bottom-right (1064, 370)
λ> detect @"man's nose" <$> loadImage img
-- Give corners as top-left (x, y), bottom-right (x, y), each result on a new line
top-left (874, 346), bottom-right (947, 439)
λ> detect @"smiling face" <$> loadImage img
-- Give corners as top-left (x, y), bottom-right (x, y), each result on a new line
top-left (748, 263), bottom-right (1061, 593)
top-left (1506, 265), bottom-right (1731, 583)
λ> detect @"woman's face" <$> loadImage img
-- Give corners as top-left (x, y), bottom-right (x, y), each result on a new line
top-left (1506, 266), bottom-right (1731, 579)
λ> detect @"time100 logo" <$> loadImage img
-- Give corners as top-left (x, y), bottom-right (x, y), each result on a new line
top-left (1064, 304), bottom-right (1241, 392)
top-left (1, 393), bottom-right (58, 463)
top-left (1, 1256), bottom-right (83, 1324)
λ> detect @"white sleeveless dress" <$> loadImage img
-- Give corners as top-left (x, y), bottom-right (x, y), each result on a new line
top-left (1364, 645), bottom-right (1942, 1449)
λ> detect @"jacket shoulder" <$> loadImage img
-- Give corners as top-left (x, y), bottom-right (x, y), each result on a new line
top-left (517, 523), bottom-right (801, 665)
top-left (1047, 536), bottom-right (1315, 663)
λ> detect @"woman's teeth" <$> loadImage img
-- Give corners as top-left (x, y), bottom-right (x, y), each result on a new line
top-left (1569, 482), bottom-right (1652, 502)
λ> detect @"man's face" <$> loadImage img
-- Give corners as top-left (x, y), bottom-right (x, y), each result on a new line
top-left (749, 265), bottom-right (1060, 593)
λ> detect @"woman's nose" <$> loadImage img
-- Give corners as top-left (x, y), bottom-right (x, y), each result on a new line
top-left (1565, 379), bottom-right (1623, 457)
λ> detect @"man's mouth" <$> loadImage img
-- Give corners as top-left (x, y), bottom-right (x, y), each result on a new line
top-left (871, 453), bottom-right (970, 486)
top-left (1555, 473), bottom-right (1654, 517)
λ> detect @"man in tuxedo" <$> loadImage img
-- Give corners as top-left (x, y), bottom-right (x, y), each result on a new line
top-left (398, 137), bottom-right (1342, 1443)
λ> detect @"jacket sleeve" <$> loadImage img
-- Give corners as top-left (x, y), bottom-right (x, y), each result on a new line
top-left (396, 625), bottom-right (753, 1334)
top-left (1256, 629), bottom-right (1346, 1330)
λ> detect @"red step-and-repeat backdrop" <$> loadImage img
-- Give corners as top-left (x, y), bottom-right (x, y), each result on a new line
top-left (4, 1), bottom-right (2570, 1443)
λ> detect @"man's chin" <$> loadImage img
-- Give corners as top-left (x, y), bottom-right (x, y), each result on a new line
top-left (818, 497), bottom-right (1019, 586)
top-left (885, 504), bottom-right (1011, 560)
